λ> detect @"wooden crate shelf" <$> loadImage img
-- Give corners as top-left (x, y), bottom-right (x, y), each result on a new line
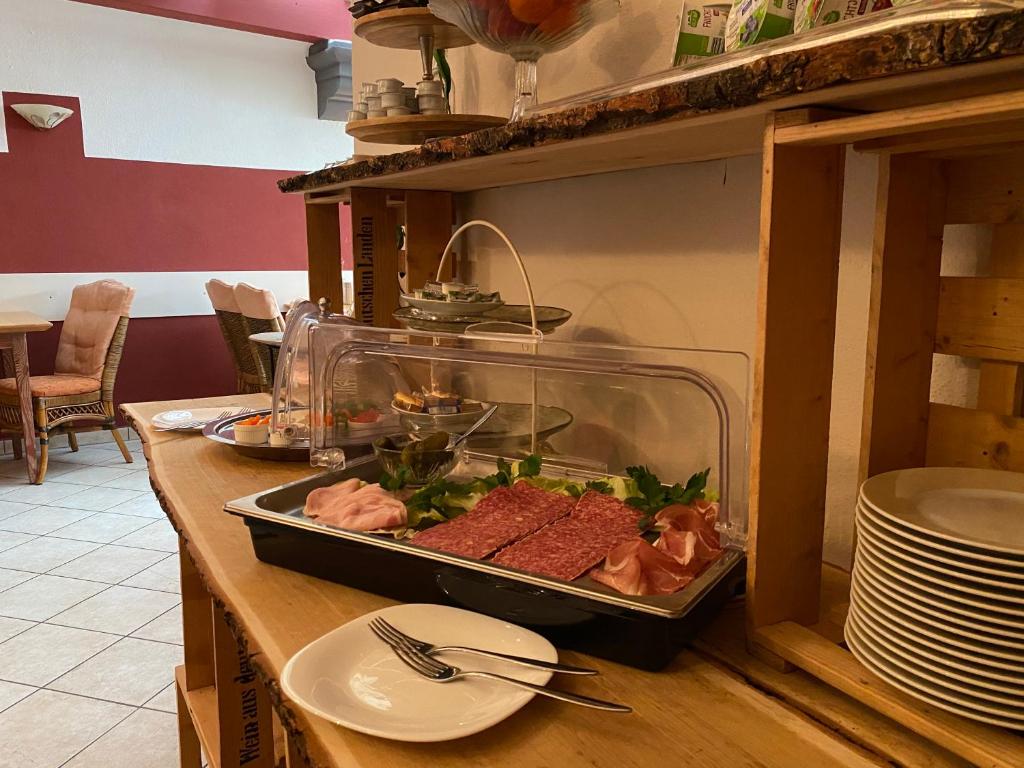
top-left (176, 667), bottom-right (220, 768)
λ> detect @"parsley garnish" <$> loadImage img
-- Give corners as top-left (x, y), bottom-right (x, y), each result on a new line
top-left (624, 466), bottom-right (710, 530)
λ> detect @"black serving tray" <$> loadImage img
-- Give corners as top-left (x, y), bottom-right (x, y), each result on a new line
top-left (227, 456), bottom-right (746, 671)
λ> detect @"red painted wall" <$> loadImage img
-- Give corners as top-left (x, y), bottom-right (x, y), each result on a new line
top-left (70, 0), bottom-right (351, 43)
top-left (2, 92), bottom-right (350, 411)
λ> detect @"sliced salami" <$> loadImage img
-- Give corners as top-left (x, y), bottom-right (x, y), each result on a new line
top-left (491, 491), bottom-right (643, 581)
top-left (411, 481), bottom-right (575, 559)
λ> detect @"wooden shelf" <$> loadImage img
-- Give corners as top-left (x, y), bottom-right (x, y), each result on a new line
top-left (354, 7), bottom-right (474, 50)
top-left (286, 55), bottom-right (1024, 198)
top-left (175, 666), bottom-right (220, 768)
top-left (346, 112), bottom-right (506, 145)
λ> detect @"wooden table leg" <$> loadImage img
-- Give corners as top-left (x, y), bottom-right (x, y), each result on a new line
top-left (9, 334), bottom-right (38, 484)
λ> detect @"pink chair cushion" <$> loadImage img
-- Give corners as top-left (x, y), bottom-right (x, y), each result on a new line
top-left (54, 280), bottom-right (135, 380)
top-left (0, 374), bottom-right (101, 398)
top-left (234, 283), bottom-right (281, 321)
top-left (206, 279), bottom-right (240, 312)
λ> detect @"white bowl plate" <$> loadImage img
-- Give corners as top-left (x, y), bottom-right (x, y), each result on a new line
top-left (845, 618), bottom-right (1024, 729)
top-left (857, 509), bottom-right (1024, 592)
top-left (281, 603), bottom-right (556, 742)
top-left (856, 501), bottom-right (1024, 578)
top-left (860, 467), bottom-right (1024, 556)
top-left (855, 544), bottom-right (1024, 629)
top-left (851, 574), bottom-right (1024, 665)
top-left (849, 601), bottom-right (1024, 693)
top-left (853, 561), bottom-right (1024, 648)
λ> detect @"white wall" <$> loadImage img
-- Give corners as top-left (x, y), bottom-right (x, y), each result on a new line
top-left (353, 0), bottom-right (985, 566)
top-left (0, 0), bottom-right (351, 172)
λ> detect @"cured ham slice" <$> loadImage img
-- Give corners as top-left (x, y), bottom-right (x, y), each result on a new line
top-left (412, 481), bottom-right (576, 559)
top-left (592, 500), bottom-right (724, 596)
top-left (590, 539), bottom-right (696, 596)
top-left (305, 480), bottom-right (407, 531)
top-left (654, 501), bottom-right (722, 567)
top-left (491, 491), bottom-right (643, 581)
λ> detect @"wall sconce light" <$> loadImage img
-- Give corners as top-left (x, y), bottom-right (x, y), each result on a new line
top-left (10, 104), bottom-right (75, 130)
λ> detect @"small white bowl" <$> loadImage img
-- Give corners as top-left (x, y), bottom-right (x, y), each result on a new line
top-left (376, 78), bottom-right (404, 93)
top-left (268, 431), bottom-right (292, 447)
top-left (233, 423), bottom-right (269, 446)
top-left (417, 80), bottom-right (443, 96)
top-left (380, 92), bottom-right (405, 108)
top-left (417, 94), bottom-right (446, 111)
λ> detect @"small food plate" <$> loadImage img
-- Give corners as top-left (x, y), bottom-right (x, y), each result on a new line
top-left (391, 398), bottom-right (491, 433)
top-left (203, 410), bottom-right (310, 462)
top-left (151, 407), bottom-right (251, 432)
top-left (281, 603), bottom-right (555, 741)
top-left (400, 294), bottom-right (504, 317)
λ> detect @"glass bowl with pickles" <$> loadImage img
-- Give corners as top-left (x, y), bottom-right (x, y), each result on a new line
top-left (372, 431), bottom-right (464, 486)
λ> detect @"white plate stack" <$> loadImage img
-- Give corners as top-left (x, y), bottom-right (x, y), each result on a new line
top-left (850, 467), bottom-right (1024, 729)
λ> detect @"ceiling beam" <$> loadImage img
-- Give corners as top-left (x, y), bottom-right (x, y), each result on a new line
top-left (70, 0), bottom-right (351, 43)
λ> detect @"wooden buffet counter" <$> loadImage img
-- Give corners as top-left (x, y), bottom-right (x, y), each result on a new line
top-left (126, 394), bottom-right (962, 768)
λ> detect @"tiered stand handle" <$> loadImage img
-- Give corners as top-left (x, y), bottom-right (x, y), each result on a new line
top-left (435, 219), bottom-right (540, 452)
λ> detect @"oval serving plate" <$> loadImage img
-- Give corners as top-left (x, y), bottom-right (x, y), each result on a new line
top-left (281, 603), bottom-right (556, 742)
top-left (203, 410), bottom-right (309, 462)
top-left (393, 305), bottom-right (572, 335)
top-left (400, 294), bottom-right (504, 317)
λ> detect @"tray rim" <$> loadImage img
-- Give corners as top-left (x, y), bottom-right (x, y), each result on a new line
top-left (224, 454), bottom-right (744, 620)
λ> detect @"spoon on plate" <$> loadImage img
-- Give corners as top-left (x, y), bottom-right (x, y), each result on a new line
top-left (452, 404), bottom-right (499, 448)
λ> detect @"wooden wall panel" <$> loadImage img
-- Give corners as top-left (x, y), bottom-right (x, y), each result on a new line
top-left (747, 116), bottom-right (846, 632)
top-left (944, 150), bottom-right (1024, 224)
top-left (859, 154), bottom-right (946, 480)
top-left (927, 402), bottom-right (1024, 471)
top-left (305, 203), bottom-right (344, 311)
top-left (935, 277), bottom-right (1024, 363)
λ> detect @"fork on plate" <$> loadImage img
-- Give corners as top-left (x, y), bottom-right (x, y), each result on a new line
top-left (371, 617), bottom-right (596, 675)
top-left (154, 407), bottom-right (253, 431)
top-left (369, 618), bottom-right (631, 713)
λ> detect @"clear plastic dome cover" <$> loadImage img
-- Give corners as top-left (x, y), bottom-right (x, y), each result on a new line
top-left (273, 311), bottom-right (750, 547)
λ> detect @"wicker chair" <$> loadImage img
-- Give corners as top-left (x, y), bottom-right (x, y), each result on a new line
top-left (234, 283), bottom-right (285, 393)
top-left (0, 280), bottom-right (134, 483)
top-left (206, 279), bottom-right (263, 394)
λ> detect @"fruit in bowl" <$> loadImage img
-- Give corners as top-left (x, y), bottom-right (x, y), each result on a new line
top-left (429, 0), bottom-right (617, 119)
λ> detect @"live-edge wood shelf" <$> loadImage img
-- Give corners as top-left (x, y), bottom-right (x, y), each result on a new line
top-left (281, 10), bottom-right (1024, 197)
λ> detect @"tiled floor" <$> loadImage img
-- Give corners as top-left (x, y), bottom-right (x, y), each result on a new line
top-left (0, 439), bottom-right (184, 768)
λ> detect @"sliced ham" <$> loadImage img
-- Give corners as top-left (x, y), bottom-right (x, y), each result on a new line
top-left (304, 480), bottom-right (407, 531)
top-left (654, 501), bottom-right (722, 566)
top-left (590, 539), bottom-right (695, 596)
top-left (592, 499), bottom-right (724, 596)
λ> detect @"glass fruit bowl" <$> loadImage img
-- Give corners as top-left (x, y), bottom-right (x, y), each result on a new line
top-left (429, 0), bottom-right (618, 120)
